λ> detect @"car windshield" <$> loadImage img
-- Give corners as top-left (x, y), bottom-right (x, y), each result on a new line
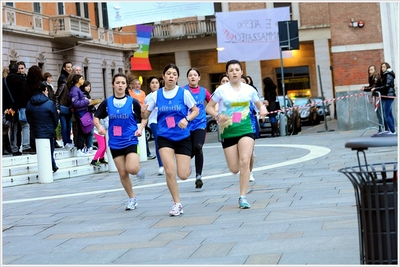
top-left (278, 96), bottom-right (292, 107)
top-left (293, 98), bottom-right (309, 106)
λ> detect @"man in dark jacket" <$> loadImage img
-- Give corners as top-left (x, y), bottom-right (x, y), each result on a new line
top-left (26, 82), bottom-right (59, 172)
top-left (3, 62), bottom-right (30, 156)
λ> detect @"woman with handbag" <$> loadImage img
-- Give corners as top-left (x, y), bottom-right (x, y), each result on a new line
top-left (68, 74), bottom-right (95, 157)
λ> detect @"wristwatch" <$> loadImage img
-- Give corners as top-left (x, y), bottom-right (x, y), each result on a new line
top-left (185, 116), bottom-right (191, 122)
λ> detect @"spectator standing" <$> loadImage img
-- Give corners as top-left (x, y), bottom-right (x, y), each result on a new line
top-left (44, 72), bottom-right (56, 101)
top-left (3, 62), bottom-right (28, 156)
top-left (26, 81), bottom-right (59, 172)
top-left (55, 61), bottom-right (74, 150)
top-left (142, 63), bottom-right (199, 216)
top-left (183, 68), bottom-right (211, 189)
top-left (94, 73), bottom-right (146, 211)
top-left (68, 74), bottom-right (94, 156)
top-left (372, 62), bottom-right (396, 134)
top-left (80, 80), bottom-right (101, 153)
top-left (90, 116), bottom-right (109, 167)
top-left (205, 59), bottom-right (268, 209)
top-left (361, 65), bottom-right (383, 135)
top-left (17, 61), bottom-right (27, 77)
top-left (263, 77), bottom-right (280, 137)
top-left (145, 76), bottom-right (164, 175)
top-left (128, 75), bottom-right (156, 160)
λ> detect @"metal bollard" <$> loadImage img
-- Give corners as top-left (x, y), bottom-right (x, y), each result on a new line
top-left (35, 138), bottom-right (53, 183)
top-left (137, 123), bottom-right (147, 162)
top-left (279, 113), bottom-right (286, 136)
top-left (105, 132), bottom-right (117, 172)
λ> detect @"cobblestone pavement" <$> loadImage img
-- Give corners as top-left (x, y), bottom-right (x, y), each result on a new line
top-left (2, 120), bottom-right (398, 266)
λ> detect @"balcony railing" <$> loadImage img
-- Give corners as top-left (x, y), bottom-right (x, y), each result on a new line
top-left (49, 15), bottom-right (92, 40)
top-left (152, 20), bottom-right (216, 40)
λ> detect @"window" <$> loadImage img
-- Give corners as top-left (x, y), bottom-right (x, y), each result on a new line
top-left (275, 66), bottom-right (310, 97)
top-left (57, 2), bottom-right (64, 15)
top-left (38, 62), bottom-right (44, 71)
top-left (209, 73), bottom-right (225, 93)
top-left (101, 3), bottom-right (109, 29)
top-left (274, 2), bottom-right (292, 19)
top-left (83, 3), bottom-right (89, 18)
top-left (205, 3), bottom-right (221, 20)
top-left (102, 68), bottom-right (107, 98)
top-left (5, 2), bottom-right (13, 7)
top-left (76, 3), bottom-right (81, 16)
top-left (94, 3), bottom-right (99, 27)
top-left (84, 66), bottom-right (88, 80)
top-left (33, 3), bottom-right (41, 13)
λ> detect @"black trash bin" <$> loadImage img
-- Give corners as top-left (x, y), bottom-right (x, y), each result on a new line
top-left (339, 162), bottom-right (398, 264)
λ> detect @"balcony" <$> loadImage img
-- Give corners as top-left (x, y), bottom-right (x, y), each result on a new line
top-left (152, 19), bottom-right (216, 41)
top-left (49, 15), bottom-right (92, 42)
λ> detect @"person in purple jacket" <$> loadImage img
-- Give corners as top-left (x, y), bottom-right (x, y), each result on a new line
top-left (68, 74), bottom-right (94, 156)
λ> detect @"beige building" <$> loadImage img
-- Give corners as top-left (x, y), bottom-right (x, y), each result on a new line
top-left (2, 2), bottom-right (398, 130)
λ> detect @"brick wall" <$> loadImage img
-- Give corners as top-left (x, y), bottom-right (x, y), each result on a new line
top-left (228, 2), bottom-right (266, 11)
top-left (299, 3), bottom-right (330, 26)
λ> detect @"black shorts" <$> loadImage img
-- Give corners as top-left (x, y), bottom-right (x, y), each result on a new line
top-left (158, 136), bottom-right (192, 157)
top-left (221, 133), bottom-right (255, 149)
top-left (110, 144), bottom-right (138, 159)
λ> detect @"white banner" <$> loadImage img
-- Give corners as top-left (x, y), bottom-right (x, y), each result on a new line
top-left (216, 7), bottom-right (292, 63)
top-left (107, 2), bottom-right (215, 28)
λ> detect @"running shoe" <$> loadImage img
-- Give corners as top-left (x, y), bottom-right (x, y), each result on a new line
top-left (169, 202), bottom-right (183, 216)
top-left (125, 197), bottom-right (138, 210)
top-left (249, 172), bottom-right (255, 182)
top-left (238, 196), bottom-right (251, 209)
top-left (90, 160), bottom-right (101, 167)
top-left (195, 174), bottom-right (203, 189)
top-left (158, 166), bottom-right (165, 175)
top-left (137, 169), bottom-right (145, 180)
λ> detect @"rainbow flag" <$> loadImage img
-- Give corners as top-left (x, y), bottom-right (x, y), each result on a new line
top-left (131, 24), bottom-right (153, 70)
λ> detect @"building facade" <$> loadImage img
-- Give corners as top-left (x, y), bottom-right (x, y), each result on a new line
top-left (2, 2), bottom-right (398, 130)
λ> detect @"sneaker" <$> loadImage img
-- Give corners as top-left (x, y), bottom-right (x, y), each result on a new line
top-left (147, 154), bottom-right (156, 160)
top-left (64, 143), bottom-right (74, 151)
top-left (387, 131), bottom-right (397, 135)
top-left (76, 149), bottom-right (86, 157)
top-left (169, 202), bottom-right (183, 216)
top-left (125, 197), bottom-right (138, 211)
top-left (22, 148), bottom-right (36, 154)
top-left (158, 166), bottom-right (165, 175)
top-left (195, 174), bottom-right (203, 189)
top-left (12, 151), bottom-right (22, 156)
top-left (137, 169), bottom-right (145, 180)
top-left (52, 166), bottom-right (59, 173)
top-left (99, 158), bottom-right (108, 164)
top-left (238, 196), bottom-right (251, 209)
top-left (249, 172), bottom-right (255, 182)
top-left (90, 160), bottom-right (101, 167)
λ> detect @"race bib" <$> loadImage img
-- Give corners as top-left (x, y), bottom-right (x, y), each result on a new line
top-left (113, 125), bottom-right (122, 136)
top-left (166, 116), bottom-right (176, 128)
top-left (232, 112), bottom-right (242, 123)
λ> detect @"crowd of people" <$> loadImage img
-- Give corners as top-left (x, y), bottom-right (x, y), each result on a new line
top-left (2, 59), bottom-right (396, 216)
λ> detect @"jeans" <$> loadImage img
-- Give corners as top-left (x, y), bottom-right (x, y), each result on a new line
top-left (9, 117), bottom-right (30, 152)
top-left (376, 102), bottom-right (384, 132)
top-left (59, 113), bottom-right (72, 146)
top-left (85, 128), bottom-right (94, 148)
top-left (382, 98), bottom-right (395, 133)
top-left (150, 123), bottom-right (163, 167)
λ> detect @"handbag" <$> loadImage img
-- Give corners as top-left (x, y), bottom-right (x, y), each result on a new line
top-left (18, 108), bottom-right (27, 122)
top-left (79, 111), bottom-right (94, 134)
top-left (59, 105), bottom-right (71, 115)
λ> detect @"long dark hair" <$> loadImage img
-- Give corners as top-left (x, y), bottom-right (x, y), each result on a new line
top-left (26, 65), bottom-right (44, 96)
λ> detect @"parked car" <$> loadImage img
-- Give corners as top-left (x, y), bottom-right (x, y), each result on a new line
top-left (310, 96), bottom-right (331, 120)
top-left (278, 95), bottom-right (302, 135)
top-left (258, 95), bottom-right (301, 136)
top-left (145, 126), bottom-right (153, 141)
top-left (292, 97), bottom-right (320, 125)
top-left (206, 114), bottom-right (218, 132)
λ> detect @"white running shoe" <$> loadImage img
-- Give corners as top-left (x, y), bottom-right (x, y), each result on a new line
top-left (76, 149), bottom-right (87, 157)
top-left (64, 143), bottom-right (74, 151)
top-left (169, 202), bottom-right (183, 216)
top-left (249, 172), bottom-right (255, 182)
top-left (125, 197), bottom-right (138, 210)
top-left (137, 169), bottom-right (145, 179)
top-left (158, 166), bottom-right (165, 175)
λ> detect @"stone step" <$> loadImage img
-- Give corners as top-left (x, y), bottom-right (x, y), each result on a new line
top-left (2, 163), bottom-right (109, 187)
top-left (2, 148), bottom-right (110, 188)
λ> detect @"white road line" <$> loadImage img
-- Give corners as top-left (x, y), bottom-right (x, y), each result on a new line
top-left (3, 144), bottom-right (330, 204)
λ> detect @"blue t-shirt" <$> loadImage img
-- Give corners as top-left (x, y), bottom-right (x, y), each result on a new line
top-left (183, 85), bottom-right (207, 131)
